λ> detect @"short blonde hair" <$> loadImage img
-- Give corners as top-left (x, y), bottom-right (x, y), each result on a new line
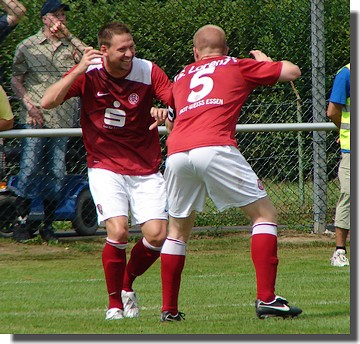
top-left (193, 24), bottom-right (227, 54)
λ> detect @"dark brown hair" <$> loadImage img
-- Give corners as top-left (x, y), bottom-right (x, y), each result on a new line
top-left (98, 22), bottom-right (132, 48)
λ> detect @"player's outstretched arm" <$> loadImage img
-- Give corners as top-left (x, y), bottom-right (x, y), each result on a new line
top-left (278, 61), bottom-right (301, 82)
top-left (249, 49), bottom-right (301, 82)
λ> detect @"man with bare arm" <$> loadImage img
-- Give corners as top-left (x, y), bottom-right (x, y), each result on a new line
top-left (41, 22), bottom-right (172, 320)
top-left (11, 0), bottom-right (87, 242)
top-left (160, 24), bottom-right (303, 321)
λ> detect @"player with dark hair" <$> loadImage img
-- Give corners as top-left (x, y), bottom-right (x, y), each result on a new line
top-left (41, 21), bottom-right (172, 320)
top-left (160, 24), bottom-right (303, 321)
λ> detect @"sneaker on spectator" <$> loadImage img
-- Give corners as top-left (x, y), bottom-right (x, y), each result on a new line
top-left (330, 249), bottom-right (349, 267)
top-left (105, 308), bottom-right (124, 320)
top-left (39, 226), bottom-right (57, 242)
top-left (121, 290), bottom-right (139, 318)
top-left (12, 223), bottom-right (33, 243)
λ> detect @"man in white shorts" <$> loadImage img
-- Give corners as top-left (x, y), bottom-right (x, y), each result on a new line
top-left (41, 22), bottom-right (172, 320)
top-left (159, 24), bottom-right (303, 321)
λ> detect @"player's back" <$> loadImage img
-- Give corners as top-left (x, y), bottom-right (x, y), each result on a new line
top-left (168, 56), bottom-right (281, 155)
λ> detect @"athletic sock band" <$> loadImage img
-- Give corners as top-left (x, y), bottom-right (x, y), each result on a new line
top-left (142, 237), bottom-right (162, 251)
top-left (252, 222), bottom-right (277, 236)
top-left (106, 237), bottom-right (128, 250)
top-left (161, 237), bottom-right (186, 255)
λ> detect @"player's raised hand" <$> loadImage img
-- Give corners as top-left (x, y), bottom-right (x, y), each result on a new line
top-left (74, 47), bottom-right (103, 75)
top-left (249, 50), bottom-right (273, 62)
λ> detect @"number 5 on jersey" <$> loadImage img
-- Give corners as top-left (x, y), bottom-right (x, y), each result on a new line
top-left (187, 67), bottom-right (215, 103)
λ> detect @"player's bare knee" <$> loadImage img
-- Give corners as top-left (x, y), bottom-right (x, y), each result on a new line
top-left (242, 197), bottom-right (277, 223)
top-left (143, 228), bottom-right (167, 247)
top-left (105, 217), bottom-right (129, 242)
top-left (141, 219), bottom-right (167, 244)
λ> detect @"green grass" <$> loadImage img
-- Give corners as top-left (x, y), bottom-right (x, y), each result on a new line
top-left (0, 230), bottom-right (351, 336)
top-left (194, 180), bottom-right (340, 228)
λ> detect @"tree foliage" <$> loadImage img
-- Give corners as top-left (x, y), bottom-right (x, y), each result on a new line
top-left (0, 0), bottom-right (350, 181)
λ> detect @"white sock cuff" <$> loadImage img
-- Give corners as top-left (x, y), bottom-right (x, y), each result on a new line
top-left (161, 237), bottom-right (186, 255)
top-left (106, 237), bottom-right (128, 250)
top-left (142, 237), bottom-right (162, 251)
top-left (252, 222), bottom-right (278, 236)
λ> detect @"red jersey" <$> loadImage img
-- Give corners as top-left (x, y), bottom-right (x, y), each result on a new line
top-left (64, 57), bottom-right (172, 175)
top-left (167, 56), bottom-right (282, 155)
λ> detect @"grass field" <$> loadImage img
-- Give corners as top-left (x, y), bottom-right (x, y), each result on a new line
top-left (0, 229), bottom-right (351, 338)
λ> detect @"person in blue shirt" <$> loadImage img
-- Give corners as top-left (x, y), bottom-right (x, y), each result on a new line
top-left (0, 0), bottom-right (26, 44)
top-left (327, 64), bottom-right (350, 267)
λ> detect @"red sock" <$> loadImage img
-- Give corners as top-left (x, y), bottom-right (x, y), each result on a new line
top-left (123, 237), bottom-right (161, 292)
top-left (102, 239), bottom-right (127, 309)
top-left (161, 237), bottom-right (186, 314)
top-left (251, 223), bottom-right (278, 303)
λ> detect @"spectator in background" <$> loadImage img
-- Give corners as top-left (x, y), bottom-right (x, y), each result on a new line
top-left (0, 85), bottom-right (13, 130)
top-left (327, 63), bottom-right (350, 267)
top-left (0, 0), bottom-right (26, 44)
top-left (0, 0), bottom-right (25, 178)
top-left (160, 24), bottom-right (302, 321)
top-left (1, 0), bottom-right (27, 119)
top-left (10, 0), bottom-right (86, 242)
top-left (41, 22), bottom-right (172, 321)
top-left (0, 85), bottom-right (13, 176)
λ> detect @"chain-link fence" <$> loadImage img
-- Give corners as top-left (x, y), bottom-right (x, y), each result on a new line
top-left (0, 0), bottom-right (350, 237)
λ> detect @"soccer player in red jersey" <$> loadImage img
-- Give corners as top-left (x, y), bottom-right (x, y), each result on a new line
top-left (41, 22), bottom-right (172, 320)
top-left (160, 24), bottom-right (303, 321)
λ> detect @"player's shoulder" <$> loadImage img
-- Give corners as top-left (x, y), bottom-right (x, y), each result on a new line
top-left (127, 57), bottom-right (160, 85)
top-left (132, 56), bottom-right (153, 69)
top-left (236, 56), bottom-right (259, 66)
top-left (86, 58), bottom-right (103, 73)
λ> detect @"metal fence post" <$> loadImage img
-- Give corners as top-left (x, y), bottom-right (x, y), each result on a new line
top-left (311, 0), bottom-right (327, 233)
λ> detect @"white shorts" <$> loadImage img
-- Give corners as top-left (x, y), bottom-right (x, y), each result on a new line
top-left (164, 146), bottom-right (267, 218)
top-left (88, 168), bottom-right (168, 226)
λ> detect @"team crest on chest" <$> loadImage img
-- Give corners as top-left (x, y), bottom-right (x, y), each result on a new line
top-left (128, 93), bottom-right (139, 104)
